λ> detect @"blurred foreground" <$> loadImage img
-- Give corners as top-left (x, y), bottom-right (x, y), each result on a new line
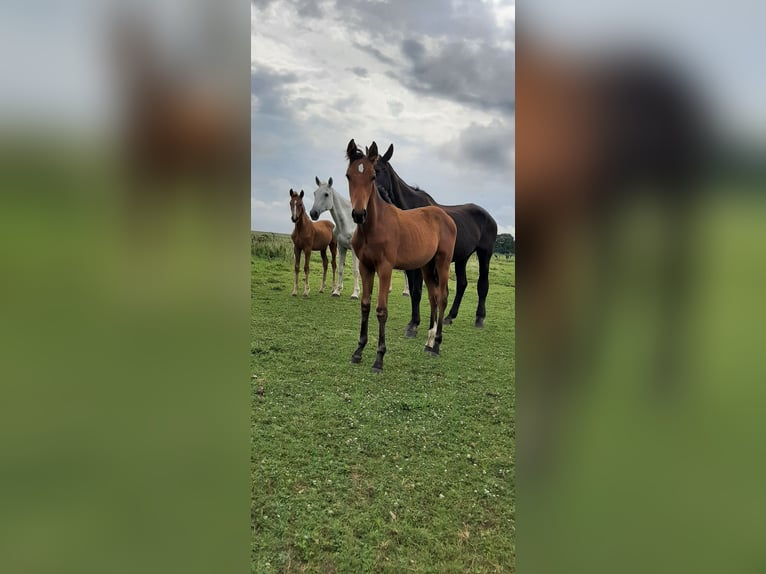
top-left (517, 2), bottom-right (766, 573)
top-left (0, 2), bottom-right (250, 573)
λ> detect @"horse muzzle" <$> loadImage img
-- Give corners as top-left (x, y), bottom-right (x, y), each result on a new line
top-left (309, 210), bottom-right (319, 221)
top-left (351, 208), bottom-right (367, 225)
top-left (291, 216), bottom-right (298, 223)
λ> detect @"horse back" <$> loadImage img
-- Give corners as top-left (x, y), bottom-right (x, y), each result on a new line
top-left (441, 203), bottom-right (498, 255)
top-left (312, 220), bottom-right (335, 249)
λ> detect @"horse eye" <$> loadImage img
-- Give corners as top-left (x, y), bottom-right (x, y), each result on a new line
top-left (345, 174), bottom-right (350, 179)
top-left (371, 175), bottom-right (376, 181)
top-left (325, 192), bottom-right (329, 197)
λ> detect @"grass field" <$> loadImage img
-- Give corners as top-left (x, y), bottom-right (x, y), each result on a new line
top-left (251, 231), bottom-right (515, 572)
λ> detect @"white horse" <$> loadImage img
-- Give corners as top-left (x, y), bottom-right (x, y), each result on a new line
top-left (309, 177), bottom-right (361, 298)
top-left (309, 177), bottom-right (410, 298)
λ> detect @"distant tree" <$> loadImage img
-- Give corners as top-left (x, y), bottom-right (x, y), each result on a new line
top-left (494, 233), bottom-right (515, 256)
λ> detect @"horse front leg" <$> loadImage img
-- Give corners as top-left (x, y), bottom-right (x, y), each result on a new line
top-left (444, 258), bottom-right (468, 324)
top-left (292, 246), bottom-right (300, 297)
top-left (405, 269), bottom-right (423, 338)
top-left (372, 265), bottom-right (392, 373)
top-left (350, 250), bottom-right (360, 300)
top-left (330, 241), bottom-right (337, 293)
top-left (302, 248), bottom-right (311, 297)
top-left (319, 248), bottom-right (328, 293)
top-left (351, 263), bottom-right (375, 364)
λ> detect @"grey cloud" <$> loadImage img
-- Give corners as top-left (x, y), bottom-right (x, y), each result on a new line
top-left (335, 0), bottom-right (505, 44)
top-left (251, 0), bottom-right (324, 19)
top-left (401, 38), bottom-right (425, 62)
top-left (251, 67), bottom-right (300, 117)
top-left (332, 94), bottom-right (362, 111)
top-left (388, 100), bottom-right (404, 116)
top-left (399, 39), bottom-right (514, 114)
top-left (442, 120), bottom-right (515, 171)
top-left (352, 41), bottom-right (398, 66)
top-left (348, 66), bottom-right (369, 78)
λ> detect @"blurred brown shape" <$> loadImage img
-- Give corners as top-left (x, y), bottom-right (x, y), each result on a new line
top-left (111, 10), bottom-right (249, 219)
top-left (516, 36), bottom-right (708, 472)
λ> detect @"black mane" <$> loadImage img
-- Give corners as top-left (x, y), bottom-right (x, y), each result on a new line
top-left (374, 159), bottom-right (437, 209)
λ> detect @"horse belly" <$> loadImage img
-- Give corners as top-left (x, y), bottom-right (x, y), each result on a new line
top-left (394, 232), bottom-right (438, 270)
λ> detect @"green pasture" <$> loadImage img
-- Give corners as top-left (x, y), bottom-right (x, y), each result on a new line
top-left (251, 231), bottom-right (516, 572)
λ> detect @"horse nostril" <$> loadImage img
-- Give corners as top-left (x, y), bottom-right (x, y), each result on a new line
top-left (352, 209), bottom-right (367, 223)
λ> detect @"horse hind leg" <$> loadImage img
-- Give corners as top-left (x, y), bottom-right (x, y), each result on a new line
top-left (431, 253), bottom-right (452, 354)
top-left (444, 257), bottom-right (468, 325)
top-left (475, 248), bottom-right (491, 328)
top-left (330, 239), bottom-right (338, 294)
top-left (405, 268), bottom-right (423, 338)
top-left (319, 248), bottom-right (328, 293)
top-left (422, 262), bottom-right (440, 355)
top-left (402, 270), bottom-right (410, 296)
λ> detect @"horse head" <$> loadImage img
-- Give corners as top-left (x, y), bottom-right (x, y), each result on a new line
top-left (346, 139), bottom-right (379, 225)
top-left (289, 188), bottom-right (305, 223)
top-left (309, 176), bottom-right (334, 221)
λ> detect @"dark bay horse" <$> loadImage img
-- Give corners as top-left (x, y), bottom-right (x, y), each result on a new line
top-left (346, 140), bottom-right (457, 372)
top-left (374, 145), bottom-right (498, 336)
top-left (289, 189), bottom-right (337, 297)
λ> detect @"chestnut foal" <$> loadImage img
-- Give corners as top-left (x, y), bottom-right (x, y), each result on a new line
top-left (346, 140), bottom-right (457, 373)
top-left (289, 189), bottom-right (337, 297)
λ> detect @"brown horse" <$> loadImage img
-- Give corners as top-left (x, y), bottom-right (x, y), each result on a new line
top-left (345, 140), bottom-right (457, 373)
top-left (289, 189), bottom-right (337, 297)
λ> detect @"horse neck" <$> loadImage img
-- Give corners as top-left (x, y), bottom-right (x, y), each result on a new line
top-left (360, 185), bottom-right (388, 235)
top-left (386, 163), bottom-right (435, 208)
top-left (329, 189), bottom-right (354, 234)
top-left (294, 207), bottom-right (312, 233)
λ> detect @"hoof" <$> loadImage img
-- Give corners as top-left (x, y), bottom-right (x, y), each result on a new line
top-left (350, 293), bottom-right (359, 300)
top-left (303, 293), bottom-right (309, 298)
top-left (331, 291), bottom-right (340, 298)
top-left (405, 326), bottom-right (418, 338)
top-left (291, 292), bottom-right (297, 297)
top-left (475, 317), bottom-right (485, 328)
top-left (350, 355), bottom-right (362, 364)
top-left (402, 291), bottom-right (410, 297)
top-left (371, 365), bottom-right (383, 374)
top-left (424, 346), bottom-right (439, 356)
top-left (443, 316), bottom-right (454, 325)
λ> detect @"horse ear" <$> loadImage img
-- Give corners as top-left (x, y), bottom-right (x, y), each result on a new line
top-left (328, 177), bottom-right (333, 187)
top-left (368, 141), bottom-right (379, 162)
top-left (289, 188), bottom-right (294, 197)
top-left (300, 190), bottom-right (304, 198)
top-left (382, 143), bottom-right (393, 162)
top-left (346, 139), bottom-right (357, 159)
top-left (315, 176), bottom-right (321, 187)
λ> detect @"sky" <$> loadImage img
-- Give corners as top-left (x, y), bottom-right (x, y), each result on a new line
top-left (250, 0), bottom-right (516, 236)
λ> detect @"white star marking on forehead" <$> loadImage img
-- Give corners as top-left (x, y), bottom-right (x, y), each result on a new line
top-left (357, 163), bottom-right (364, 173)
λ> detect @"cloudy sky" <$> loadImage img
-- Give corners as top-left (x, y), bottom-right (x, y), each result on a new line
top-left (250, 0), bottom-right (515, 236)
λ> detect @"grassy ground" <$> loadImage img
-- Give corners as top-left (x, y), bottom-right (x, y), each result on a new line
top-left (251, 232), bottom-right (515, 572)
